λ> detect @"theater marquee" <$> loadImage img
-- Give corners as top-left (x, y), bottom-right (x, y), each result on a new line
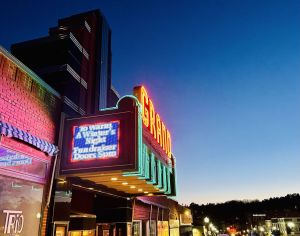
top-left (60, 97), bottom-right (137, 174)
top-left (60, 92), bottom-right (176, 196)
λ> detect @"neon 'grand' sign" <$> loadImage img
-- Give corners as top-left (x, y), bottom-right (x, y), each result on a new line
top-left (134, 86), bottom-right (172, 158)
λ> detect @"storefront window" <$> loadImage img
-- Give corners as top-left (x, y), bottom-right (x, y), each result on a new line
top-left (69, 231), bottom-right (82, 236)
top-left (158, 221), bottom-right (169, 236)
top-left (55, 225), bottom-right (67, 236)
top-left (82, 230), bottom-right (95, 236)
top-left (127, 223), bottom-right (132, 236)
top-left (103, 229), bottom-right (109, 236)
top-left (170, 228), bottom-right (180, 236)
top-left (69, 230), bottom-right (95, 236)
top-left (132, 221), bottom-right (142, 236)
top-left (169, 219), bottom-right (180, 236)
top-left (0, 175), bottom-right (44, 236)
top-left (146, 221), bottom-right (156, 236)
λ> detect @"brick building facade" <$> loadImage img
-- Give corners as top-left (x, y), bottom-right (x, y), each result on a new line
top-left (0, 46), bottom-right (61, 236)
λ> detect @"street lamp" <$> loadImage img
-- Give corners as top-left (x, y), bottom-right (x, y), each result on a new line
top-left (287, 222), bottom-right (295, 235)
top-left (287, 222), bottom-right (295, 229)
top-left (203, 217), bottom-right (210, 236)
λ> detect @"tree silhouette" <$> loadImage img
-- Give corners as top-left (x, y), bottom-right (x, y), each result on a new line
top-left (190, 194), bottom-right (300, 230)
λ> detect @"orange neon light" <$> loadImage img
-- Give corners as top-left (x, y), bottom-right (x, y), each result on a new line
top-left (134, 86), bottom-right (172, 158)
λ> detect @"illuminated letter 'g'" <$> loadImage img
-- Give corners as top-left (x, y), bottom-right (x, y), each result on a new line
top-left (141, 86), bottom-right (149, 127)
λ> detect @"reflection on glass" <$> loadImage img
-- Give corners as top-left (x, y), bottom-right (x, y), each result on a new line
top-left (148, 221), bottom-right (156, 236)
top-left (133, 221), bottom-right (141, 236)
top-left (0, 175), bottom-right (44, 236)
top-left (0, 146), bottom-right (48, 180)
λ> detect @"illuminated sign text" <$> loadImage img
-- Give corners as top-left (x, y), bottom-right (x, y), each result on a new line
top-left (3, 210), bottom-right (24, 234)
top-left (72, 121), bottom-right (119, 161)
top-left (134, 86), bottom-right (172, 158)
top-left (0, 154), bottom-right (32, 167)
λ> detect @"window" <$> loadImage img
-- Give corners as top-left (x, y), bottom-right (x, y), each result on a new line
top-left (68, 230), bottom-right (95, 236)
top-left (133, 221), bottom-right (142, 236)
top-left (55, 225), bottom-right (67, 236)
top-left (146, 221), bottom-right (156, 236)
top-left (0, 175), bottom-right (44, 236)
top-left (158, 221), bottom-right (169, 236)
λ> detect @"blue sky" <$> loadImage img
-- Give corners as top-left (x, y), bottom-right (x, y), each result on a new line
top-left (1, 0), bottom-right (299, 204)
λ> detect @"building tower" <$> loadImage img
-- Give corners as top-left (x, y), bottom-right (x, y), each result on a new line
top-left (11, 9), bottom-right (119, 116)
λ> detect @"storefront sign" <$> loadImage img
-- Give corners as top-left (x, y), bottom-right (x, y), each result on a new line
top-left (71, 121), bottom-right (119, 161)
top-left (60, 96), bottom-right (176, 196)
top-left (0, 146), bottom-right (48, 183)
top-left (3, 210), bottom-right (24, 234)
top-left (0, 155), bottom-right (32, 167)
top-left (134, 86), bottom-right (172, 158)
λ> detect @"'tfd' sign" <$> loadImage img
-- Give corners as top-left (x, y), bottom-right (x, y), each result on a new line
top-left (134, 86), bottom-right (172, 158)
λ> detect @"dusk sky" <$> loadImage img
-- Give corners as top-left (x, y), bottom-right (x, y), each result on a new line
top-left (1, 0), bottom-right (299, 204)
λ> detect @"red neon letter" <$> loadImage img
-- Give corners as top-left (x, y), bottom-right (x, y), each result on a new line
top-left (166, 130), bottom-right (172, 158)
top-left (161, 122), bottom-right (166, 151)
top-left (141, 86), bottom-right (149, 127)
top-left (156, 114), bottom-right (162, 147)
top-left (149, 99), bottom-right (156, 139)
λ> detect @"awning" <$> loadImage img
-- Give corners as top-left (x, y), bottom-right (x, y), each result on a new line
top-left (136, 197), bottom-right (169, 209)
top-left (0, 120), bottom-right (58, 156)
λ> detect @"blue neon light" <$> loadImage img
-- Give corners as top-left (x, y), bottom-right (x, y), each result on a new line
top-left (72, 121), bottom-right (119, 161)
